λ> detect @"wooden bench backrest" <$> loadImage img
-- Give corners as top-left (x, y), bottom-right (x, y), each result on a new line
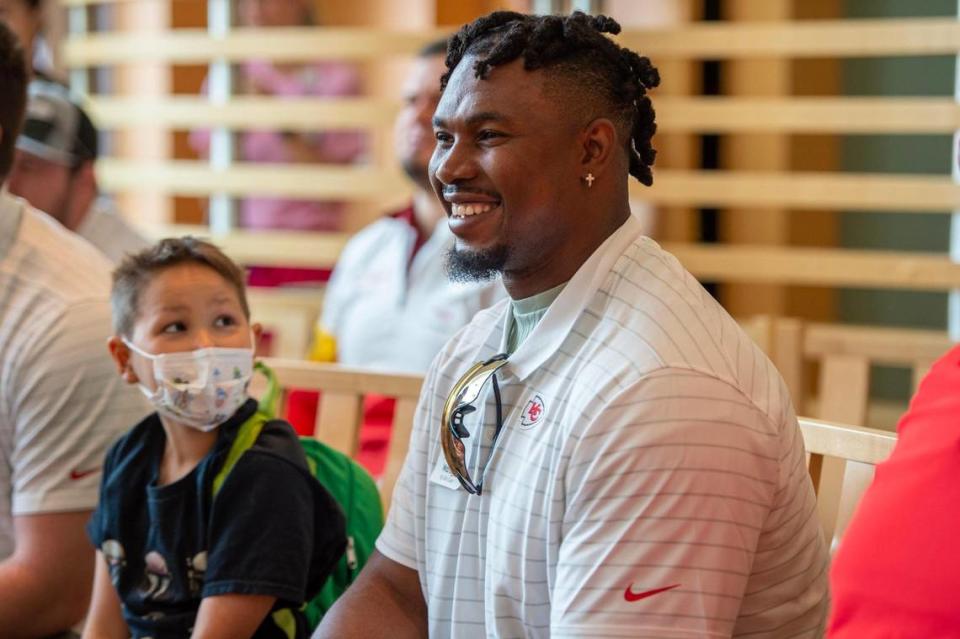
top-left (799, 417), bottom-right (897, 551)
top-left (248, 288), bottom-right (324, 359)
top-left (743, 316), bottom-right (944, 548)
top-left (254, 352), bottom-right (902, 550)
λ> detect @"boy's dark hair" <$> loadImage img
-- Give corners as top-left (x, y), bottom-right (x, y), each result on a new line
top-left (418, 37), bottom-right (449, 58)
top-left (0, 22), bottom-right (28, 181)
top-left (111, 237), bottom-right (250, 337)
top-left (442, 11), bottom-right (659, 186)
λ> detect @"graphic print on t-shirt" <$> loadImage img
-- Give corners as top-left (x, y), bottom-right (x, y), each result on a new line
top-left (102, 539), bottom-right (127, 585)
top-left (141, 550), bottom-right (173, 601)
top-left (187, 551), bottom-right (208, 597)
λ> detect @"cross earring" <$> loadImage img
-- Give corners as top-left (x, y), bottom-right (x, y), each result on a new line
top-left (584, 173), bottom-right (595, 188)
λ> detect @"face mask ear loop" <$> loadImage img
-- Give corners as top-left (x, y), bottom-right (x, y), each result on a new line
top-left (121, 338), bottom-right (156, 361)
top-left (121, 338), bottom-right (160, 399)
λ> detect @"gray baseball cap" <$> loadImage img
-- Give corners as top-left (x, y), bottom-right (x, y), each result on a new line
top-left (16, 80), bottom-right (98, 167)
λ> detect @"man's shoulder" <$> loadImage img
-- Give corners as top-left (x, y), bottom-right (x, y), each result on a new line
top-left (334, 217), bottom-right (411, 267)
top-left (78, 203), bottom-right (150, 263)
top-left (3, 200), bottom-right (114, 305)
top-left (351, 215), bottom-right (411, 246)
top-left (600, 237), bottom-right (750, 366)
top-left (576, 235), bottom-right (792, 421)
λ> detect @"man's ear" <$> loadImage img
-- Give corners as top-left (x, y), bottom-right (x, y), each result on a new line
top-left (107, 336), bottom-right (140, 384)
top-left (74, 161), bottom-right (97, 190)
top-left (579, 117), bottom-right (619, 178)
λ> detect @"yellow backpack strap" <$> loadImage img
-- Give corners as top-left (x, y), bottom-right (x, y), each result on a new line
top-left (255, 360), bottom-right (280, 417)
top-left (212, 361), bottom-right (279, 498)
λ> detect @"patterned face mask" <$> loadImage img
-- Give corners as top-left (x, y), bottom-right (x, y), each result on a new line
top-left (124, 340), bottom-right (254, 432)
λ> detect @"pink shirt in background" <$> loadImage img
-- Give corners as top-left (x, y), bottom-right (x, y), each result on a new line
top-left (190, 59), bottom-right (366, 232)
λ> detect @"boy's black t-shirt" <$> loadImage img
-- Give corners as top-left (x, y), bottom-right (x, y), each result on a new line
top-left (87, 399), bottom-right (346, 639)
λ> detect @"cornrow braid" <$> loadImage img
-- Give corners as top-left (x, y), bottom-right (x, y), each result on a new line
top-left (442, 11), bottom-right (660, 186)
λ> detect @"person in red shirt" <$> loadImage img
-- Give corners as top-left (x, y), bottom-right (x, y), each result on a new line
top-left (828, 343), bottom-right (960, 637)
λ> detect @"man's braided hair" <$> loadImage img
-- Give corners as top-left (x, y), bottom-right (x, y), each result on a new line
top-left (442, 11), bottom-right (659, 186)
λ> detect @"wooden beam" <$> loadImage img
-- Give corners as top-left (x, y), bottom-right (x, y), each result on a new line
top-left (101, 163), bottom-right (960, 211)
top-left (261, 358), bottom-right (423, 398)
top-left (64, 27), bottom-right (449, 65)
top-left (803, 323), bottom-right (951, 365)
top-left (64, 19), bottom-right (960, 67)
top-left (87, 96), bottom-right (399, 131)
top-left (641, 170), bottom-right (960, 212)
top-left (141, 224), bottom-right (349, 269)
top-left (664, 243), bottom-right (960, 291)
top-left (138, 224), bottom-right (960, 290)
top-left (620, 18), bottom-right (960, 59)
top-left (98, 159), bottom-right (413, 200)
top-left (654, 97), bottom-right (960, 134)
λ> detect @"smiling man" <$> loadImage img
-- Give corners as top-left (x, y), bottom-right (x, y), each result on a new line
top-left (316, 11), bottom-right (828, 639)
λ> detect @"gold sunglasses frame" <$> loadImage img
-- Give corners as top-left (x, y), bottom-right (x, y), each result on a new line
top-left (439, 353), bottom-right (509, 495)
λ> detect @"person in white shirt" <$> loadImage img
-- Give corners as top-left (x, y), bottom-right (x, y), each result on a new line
top-left (320, 38), bottom-right (504, 373)
top-left (8, 79), bottom-right (149, 264)
top-left (0, 25), bottom-right (145, 636)
top-left (317, 11), bottom-right (828, 639)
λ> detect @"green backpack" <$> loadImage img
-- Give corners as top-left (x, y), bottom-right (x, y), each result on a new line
top-left (213, 362), bottom-right (385, 632)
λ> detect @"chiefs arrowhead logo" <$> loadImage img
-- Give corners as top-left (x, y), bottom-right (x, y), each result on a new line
top-left (520, 394), bottom-right (546, 429)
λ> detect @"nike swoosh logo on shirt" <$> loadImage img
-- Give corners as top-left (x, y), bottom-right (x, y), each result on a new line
top-left (624, 583), bottom-right (681, 602)
top-left (69, 467), bottom-right (101, 481)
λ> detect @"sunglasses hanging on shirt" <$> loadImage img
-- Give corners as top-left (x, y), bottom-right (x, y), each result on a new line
top-left (440, 353), bottom-right (509, 495)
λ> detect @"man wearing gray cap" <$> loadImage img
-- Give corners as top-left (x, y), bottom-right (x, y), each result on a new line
top-left (8, 80), bottom-right (148, 263)
top-left (0, 25), bottom-right (146, 637)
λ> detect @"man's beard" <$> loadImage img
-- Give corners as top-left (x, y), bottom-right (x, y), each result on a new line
top-left (401, 158), bottom-right (431, 193)
top-left (446, 244), bottom-right (508, 283)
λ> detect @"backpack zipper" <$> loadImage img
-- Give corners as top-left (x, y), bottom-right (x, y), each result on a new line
top-left (346, 535), bottom-right (358, 573)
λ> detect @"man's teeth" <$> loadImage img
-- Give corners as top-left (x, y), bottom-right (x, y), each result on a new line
top-left (451, 202), bottom-right (497, 218)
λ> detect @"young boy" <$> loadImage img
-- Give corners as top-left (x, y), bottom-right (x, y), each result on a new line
top-left (83, 237), bottom-right (346, 639)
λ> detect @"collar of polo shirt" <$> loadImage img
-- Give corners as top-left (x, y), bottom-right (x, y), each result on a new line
top-left (494, 213), bottom-right (645, 382)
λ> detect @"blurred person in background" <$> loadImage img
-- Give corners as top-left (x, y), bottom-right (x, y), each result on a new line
top-left (0, 23), bottom-right (145, 637)
top-left (8, 80), bottom-right (149, 263)
top-left (0, 0), bottom-right (55, 79)
top-left (287, 40), bottom-right (504, 477)
top-left (319, 38), bottom-right (504, 374)
top-left (189, 0), bottom-right (365, 288)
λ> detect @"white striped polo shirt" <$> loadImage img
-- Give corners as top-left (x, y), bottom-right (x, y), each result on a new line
top-left (0, 190), bottom-right (148, 560)
top-left (377, 213), bottom-right (829, 638)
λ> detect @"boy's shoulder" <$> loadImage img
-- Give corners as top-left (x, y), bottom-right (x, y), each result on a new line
top-left (103, 411), bottom-right (163, 477)
top-left (244, 418), bottom-right (311, 473)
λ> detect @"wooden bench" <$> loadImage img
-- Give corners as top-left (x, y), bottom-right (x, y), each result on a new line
top-left (744, 316), bottom-right (941, 547)
top-left (799, 417), bottom-right (897, 550)
top-left (253, 354), bottom-right (900, 553)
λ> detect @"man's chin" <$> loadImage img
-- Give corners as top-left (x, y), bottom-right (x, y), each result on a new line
top-left (445, 244), bottom-right (507, 283)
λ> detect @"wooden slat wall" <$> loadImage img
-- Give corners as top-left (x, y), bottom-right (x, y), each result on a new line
top-left (63, 2), bottom-right (959, 430)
